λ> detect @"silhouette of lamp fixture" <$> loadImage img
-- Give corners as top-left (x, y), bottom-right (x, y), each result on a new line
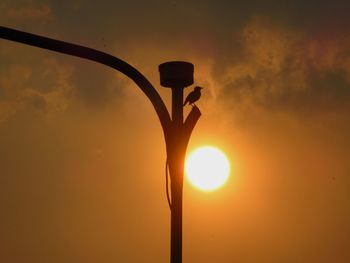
top-left (0, 25), bottom-right (202, 263)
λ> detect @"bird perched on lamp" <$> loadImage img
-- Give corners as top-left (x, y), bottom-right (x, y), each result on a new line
top-left (183, 86), bottom-right (203, 106)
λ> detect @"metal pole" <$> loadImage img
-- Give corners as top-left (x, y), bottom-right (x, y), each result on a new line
top-left (159, 61), bottom-right (195, 263)
top-left (170, 87), bottom-right (184, 263)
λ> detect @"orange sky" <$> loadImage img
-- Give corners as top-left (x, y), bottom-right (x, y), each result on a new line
top-left (1, 1), bottom-right (350, 262)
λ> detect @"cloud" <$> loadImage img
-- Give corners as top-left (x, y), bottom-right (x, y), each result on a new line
top-left (5, 5), bottom-right (52, 20)
top-left (0, 51), bottom-right (73, 124)
top-left (0, 41), bottom-right (129, 125)
top-left (68, 61), bottom-right (126, 108)
top-left (1, 0), bottom-right (53, 21)
top-left (215, 16), bottom-right (350, 123)
top-left (23, 90), bottom-right (47, 110)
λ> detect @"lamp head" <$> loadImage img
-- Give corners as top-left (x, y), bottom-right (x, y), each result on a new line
top-left (159, 61), bottom-right (194, 88)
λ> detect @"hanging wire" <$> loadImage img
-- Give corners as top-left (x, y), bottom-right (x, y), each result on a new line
top-left (165, 158), bottom-right (172, 210)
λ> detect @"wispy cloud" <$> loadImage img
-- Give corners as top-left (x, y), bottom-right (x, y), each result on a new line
top-left (3, 3), bottom-right (53, 21)
top-left (216, 16), bottom-right (350, 121)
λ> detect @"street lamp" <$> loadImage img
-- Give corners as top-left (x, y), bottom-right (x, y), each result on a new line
top-left (0, 26), bottom-right (201, 263)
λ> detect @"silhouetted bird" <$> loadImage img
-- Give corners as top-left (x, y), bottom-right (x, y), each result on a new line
top-left (183, 86), bottom-right (203, 106)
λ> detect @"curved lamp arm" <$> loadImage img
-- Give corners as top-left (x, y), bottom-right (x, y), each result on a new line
top-left (0, 26), bottom-right (171, 136)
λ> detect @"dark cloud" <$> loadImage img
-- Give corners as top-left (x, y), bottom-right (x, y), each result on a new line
top-left (26, 92), bottom-right (46, 110)
top-left (68, 60), bottom-right (125, 108)
top-left (214, 16), bottom-right (350, 123)
top-left (221, 58), bottom-right (350, 117)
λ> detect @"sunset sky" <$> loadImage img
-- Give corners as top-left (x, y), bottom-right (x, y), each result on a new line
top-left (1, 1), bottom-right (350, 262)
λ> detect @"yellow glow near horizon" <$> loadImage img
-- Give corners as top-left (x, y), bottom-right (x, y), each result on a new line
top-left (185, 146), bottom-right (230, 192)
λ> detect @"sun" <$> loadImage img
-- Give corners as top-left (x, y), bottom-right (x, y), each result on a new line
top-left (185, 146), bottom-right (230, 191)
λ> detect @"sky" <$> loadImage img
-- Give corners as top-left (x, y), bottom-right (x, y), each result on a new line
top-left (1, 0), bottom-right (350, 262)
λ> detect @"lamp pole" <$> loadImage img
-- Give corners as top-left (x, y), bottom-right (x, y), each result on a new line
top-left (0, 26), bottom-right (201, 263)
top-left (159, 61), bottom-right (195, 263)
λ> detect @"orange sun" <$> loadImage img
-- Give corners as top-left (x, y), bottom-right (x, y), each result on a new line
top-left (185, 146), bottom-right (230, 191)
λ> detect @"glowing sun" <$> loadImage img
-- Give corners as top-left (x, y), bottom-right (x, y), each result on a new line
top-left (185, 146), bottom-right (230, 191)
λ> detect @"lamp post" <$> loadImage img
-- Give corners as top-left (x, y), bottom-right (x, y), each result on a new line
top-left (0, 26), bottom-right (201, 263)
top-left (159, 61), bottom-right (195, 263)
